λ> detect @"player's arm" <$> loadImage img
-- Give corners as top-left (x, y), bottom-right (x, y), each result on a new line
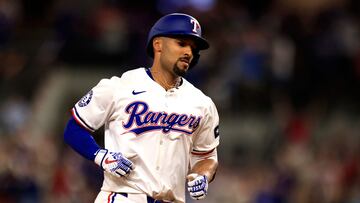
top-left (64, 77), bottom-right (134, 177)
top-left (187, 148), bottom-right (218, 200)
top-left (64, 117), bottom-right (135, 177)
top-left (187, 99), bottom-right (220, 200)
top-left (64, 117), bottom-right (100, 161)
top-left (189, 148), bottom-right (218, 182)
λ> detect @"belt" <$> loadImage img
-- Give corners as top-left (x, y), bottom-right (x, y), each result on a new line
top-left (119, 193), bottom-right (171, 203)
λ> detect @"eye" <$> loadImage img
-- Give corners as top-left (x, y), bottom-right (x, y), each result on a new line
top-left (177, 40), bottom-right (197, 50)
top-left (178, 40), bottom-right (187, 47)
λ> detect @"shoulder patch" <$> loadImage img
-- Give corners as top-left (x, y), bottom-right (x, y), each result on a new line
top-left (214, 125), bottom-right (219, 138)
top-left (78, 90), bottom-right (93, 107)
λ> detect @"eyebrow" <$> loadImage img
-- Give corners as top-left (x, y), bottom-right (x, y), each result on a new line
top-left (175, 38), bottom-right (197, 49)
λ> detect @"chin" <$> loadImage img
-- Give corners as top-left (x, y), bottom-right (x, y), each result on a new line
top-left (173, 66), bottom-right (187, 77)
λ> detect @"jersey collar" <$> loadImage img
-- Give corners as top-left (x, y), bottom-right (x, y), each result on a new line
top-left (145, 68), bottom-right (183, 88)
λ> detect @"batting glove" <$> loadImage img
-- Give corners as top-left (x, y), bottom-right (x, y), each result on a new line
top-left (187, 173), bottom-right (208, 200)
top-left (94, 149), bottom-right (135, 177)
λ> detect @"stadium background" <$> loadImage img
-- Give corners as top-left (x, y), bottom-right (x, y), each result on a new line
top-left (0, 0), bottom-right (359, 202)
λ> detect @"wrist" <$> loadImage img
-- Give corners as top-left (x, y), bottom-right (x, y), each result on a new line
top-left (94, 149), bottom-right (108, 167)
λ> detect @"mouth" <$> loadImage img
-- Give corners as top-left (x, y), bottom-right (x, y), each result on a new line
top-left (179, 58), bottom-right (190, 68)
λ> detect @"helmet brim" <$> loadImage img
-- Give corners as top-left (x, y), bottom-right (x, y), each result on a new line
top-left (162, 33), bottom-right (209, 50)
top-left (146, 33), bottom-right (209, 58)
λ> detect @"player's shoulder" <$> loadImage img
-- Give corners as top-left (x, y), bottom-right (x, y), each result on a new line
top-left (181, 78), bottom-right (207, 98)
top-left (96, 75), bottom-right (122, 89)
top-left (120, 67), bottom-right (146, 79)
top-left (181, 78), bottom-right (215, 106)
top-left (97, 67), bottom-right (145, 86)
top-left (96, 75), bottom-right (118, 85)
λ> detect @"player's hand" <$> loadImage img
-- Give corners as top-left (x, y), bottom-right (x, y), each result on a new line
top-left (94, 149), bottom-right (135, 177)
top-left (187, 173), bottom-right (208, 200)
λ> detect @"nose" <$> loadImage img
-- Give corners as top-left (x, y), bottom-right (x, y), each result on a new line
top-left (183, 45), bottom-right (193, 58)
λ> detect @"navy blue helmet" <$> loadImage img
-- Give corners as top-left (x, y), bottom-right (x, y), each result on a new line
top-left (146, 13), bottom-right (209, 63)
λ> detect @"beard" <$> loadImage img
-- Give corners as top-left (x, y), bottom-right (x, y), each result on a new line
top-left (173, 59), bottom-right (189, 77)
top-left (173, 65), bottom-right (187, 77)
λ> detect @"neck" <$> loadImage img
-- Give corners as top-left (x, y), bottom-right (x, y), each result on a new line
top-left (150, 67), bottom-right (180, 91)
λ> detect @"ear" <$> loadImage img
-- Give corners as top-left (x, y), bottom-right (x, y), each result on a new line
top-left (152, 37), bottom-right (162, 54)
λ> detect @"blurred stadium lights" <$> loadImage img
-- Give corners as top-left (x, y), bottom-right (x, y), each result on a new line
top-left (156, 0), bottom-right (216, 13)
top-left (188, 0), bottom-right (216, 11)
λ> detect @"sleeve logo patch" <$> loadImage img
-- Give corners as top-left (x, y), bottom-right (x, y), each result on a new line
top-left (214, 125), bottom-right (219, 138)
top-left (78, 90), bottom-right (93, 107)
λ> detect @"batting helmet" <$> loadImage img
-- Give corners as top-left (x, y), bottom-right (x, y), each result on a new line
top-left (146, 13), bottom-right (209, 64)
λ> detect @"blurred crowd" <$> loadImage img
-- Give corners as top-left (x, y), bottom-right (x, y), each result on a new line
top-left (0, 0), bottom-right (360, 202)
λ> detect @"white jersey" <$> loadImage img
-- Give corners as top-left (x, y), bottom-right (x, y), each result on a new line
top-left (72, 67), bottom-right (220, 203)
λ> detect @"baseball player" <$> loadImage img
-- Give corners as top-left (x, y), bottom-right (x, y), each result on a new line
top-left (64, 13), bottom-right (220, 203)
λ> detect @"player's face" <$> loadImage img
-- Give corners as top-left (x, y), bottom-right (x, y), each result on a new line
top-left (160, 37), bottom-right (197, 77)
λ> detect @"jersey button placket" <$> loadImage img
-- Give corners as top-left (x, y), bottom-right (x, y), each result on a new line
top-left (157, 92), bottom-right (170, 171)
top-left (164, 89), bottom-right (175, 107)
top-left (156, 113), bottom-right (165, 171)
top-left (156, 137), bottom-right (164, 171)
top-left (165, 92), bottom-right (169, 107)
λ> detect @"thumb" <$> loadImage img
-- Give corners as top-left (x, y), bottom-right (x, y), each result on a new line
top-left (187, 173), bottom-right (199, 181)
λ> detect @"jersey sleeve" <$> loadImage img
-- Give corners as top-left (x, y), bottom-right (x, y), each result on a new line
top-left (71, 77), bottom-right (119, 132)
top-left (192, 98), bottom-right (220, 155)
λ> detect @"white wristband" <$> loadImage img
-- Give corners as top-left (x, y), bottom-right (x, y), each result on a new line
top-left (94, 149), bottom-right (108, 166)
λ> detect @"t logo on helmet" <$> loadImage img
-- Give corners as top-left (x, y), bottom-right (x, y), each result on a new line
top-left (190, 18), bottom-right (200, 33)
top-left (146, 13), bottom-right (209, 60)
